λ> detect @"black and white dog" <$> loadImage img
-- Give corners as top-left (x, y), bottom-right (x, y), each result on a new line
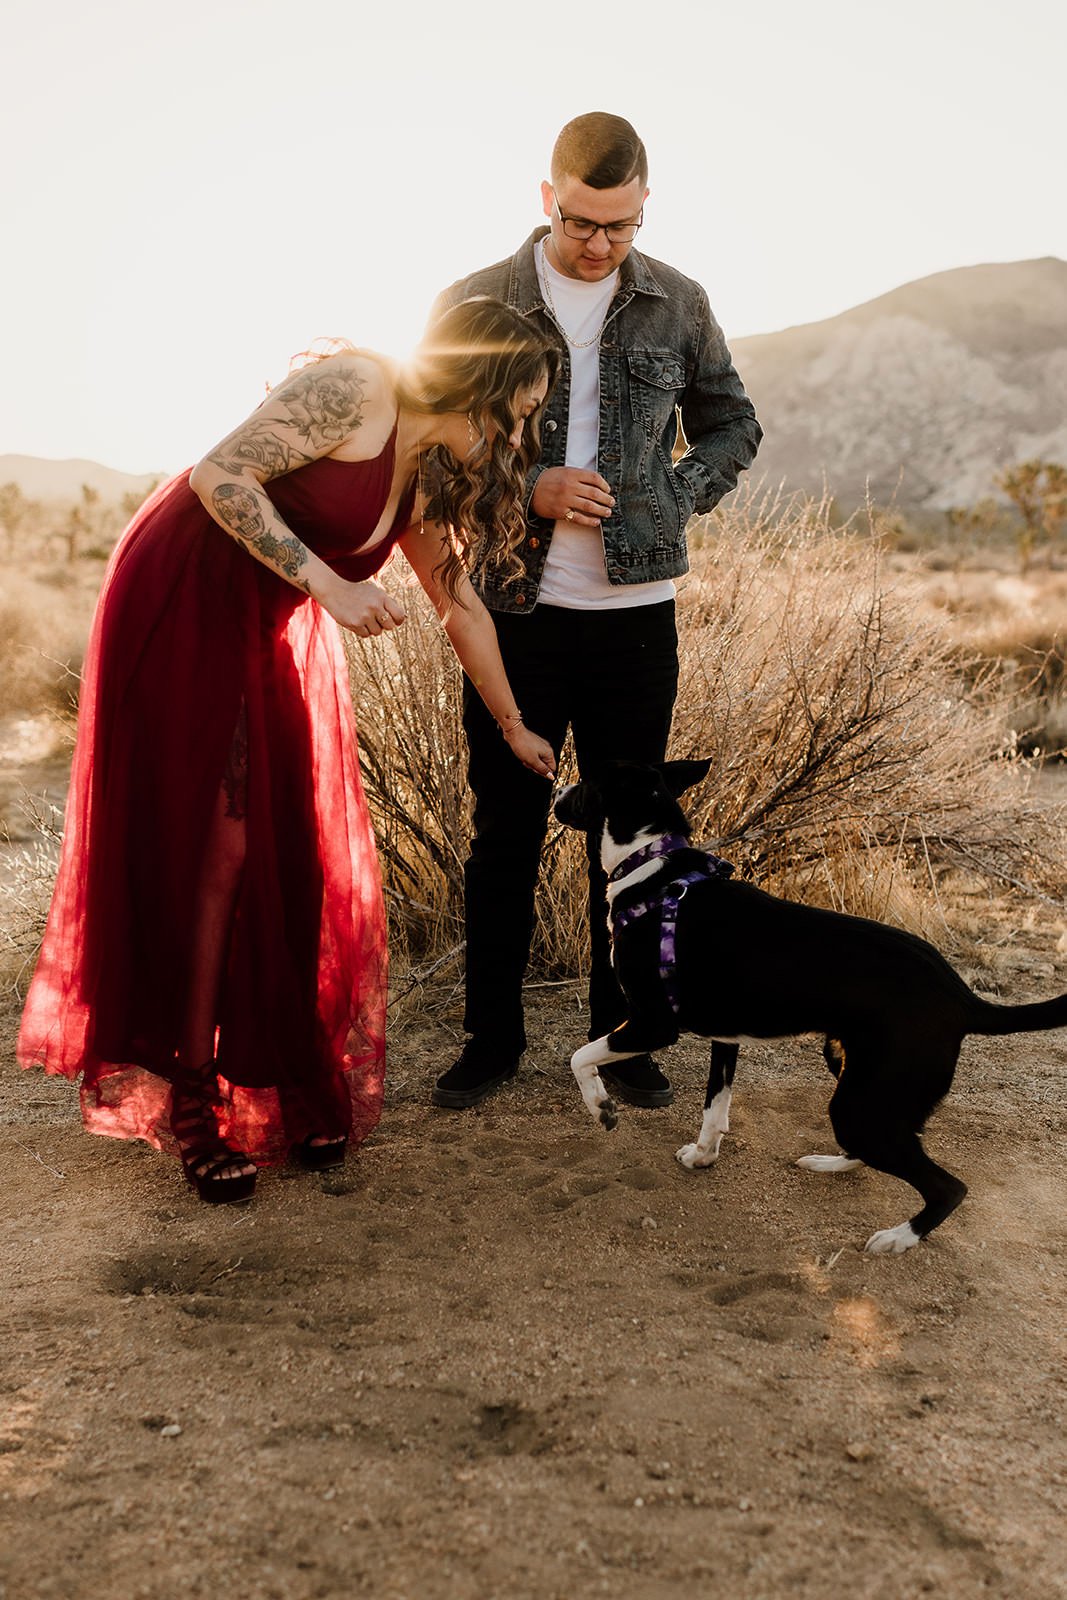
top-left (554, 759), bottom-right (1067, 1254)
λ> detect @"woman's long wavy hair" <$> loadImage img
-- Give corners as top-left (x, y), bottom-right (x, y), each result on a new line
top-left (397, 298), bottom-right (560, 604)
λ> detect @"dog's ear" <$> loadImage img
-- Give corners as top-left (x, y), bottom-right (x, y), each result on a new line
top-left (657, 758), bottom-right (712, 799)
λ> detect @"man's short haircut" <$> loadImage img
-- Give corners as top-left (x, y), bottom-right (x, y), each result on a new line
top-left (551, 112), bottom-right (648, 191)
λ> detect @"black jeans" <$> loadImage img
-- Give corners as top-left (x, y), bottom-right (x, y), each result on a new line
top-left (462, 600), bottom-right (678, 1055)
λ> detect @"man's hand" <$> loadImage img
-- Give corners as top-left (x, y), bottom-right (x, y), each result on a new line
top-left (531, 467), bottom-right (615, 529)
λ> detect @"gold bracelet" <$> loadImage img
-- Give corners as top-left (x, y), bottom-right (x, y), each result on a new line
top-left (498, 712), bottom-right (524, 735)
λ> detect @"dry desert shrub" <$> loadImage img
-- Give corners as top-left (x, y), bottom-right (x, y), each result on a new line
top-left (674, 503), bottom-right (1062, 912)
top-left (346, 592), bottom-right (472, 971)
top-left (350, 494), bottom-right (1065, 987)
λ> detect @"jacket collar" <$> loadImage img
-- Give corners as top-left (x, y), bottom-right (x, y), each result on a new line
top-left (509, 228), bottom-right (668, 316)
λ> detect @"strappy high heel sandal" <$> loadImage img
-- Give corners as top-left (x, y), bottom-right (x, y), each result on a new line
top-left (291, 1134), bottom-right (348, 1172)
top-left (171, 1062), bottom-right (258, 1205)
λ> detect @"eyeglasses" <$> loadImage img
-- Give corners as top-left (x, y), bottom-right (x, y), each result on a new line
top-left (552, 193), bottom-right (644, 244)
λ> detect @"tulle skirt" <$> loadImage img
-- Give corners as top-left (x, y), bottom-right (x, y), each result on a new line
top-left (17, 473), bottom-right (387, 1162)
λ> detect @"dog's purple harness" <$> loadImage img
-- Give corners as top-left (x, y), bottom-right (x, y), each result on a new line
top-left (608, 834), bottom-right (733, 1013)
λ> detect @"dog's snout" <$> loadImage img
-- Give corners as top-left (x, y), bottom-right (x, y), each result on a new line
top-left (552, 783), bottom-right (578, 824)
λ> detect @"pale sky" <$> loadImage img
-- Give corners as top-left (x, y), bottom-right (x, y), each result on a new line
top-left (3, 0), bottom-right (1064, 474)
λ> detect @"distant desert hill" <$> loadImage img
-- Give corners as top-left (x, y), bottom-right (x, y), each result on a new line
top-left (0, 455), bottom-right (161, 504)
top-left (730, 257), bottom-right (1067, 510)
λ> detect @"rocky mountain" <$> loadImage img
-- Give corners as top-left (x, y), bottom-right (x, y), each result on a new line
top-left (730, 257), bottom-right (1067, 511)
top-left (0, 455), bottom-right (161, 505)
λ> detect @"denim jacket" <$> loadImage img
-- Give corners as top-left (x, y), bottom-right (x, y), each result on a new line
top-left (433, 229), bottom-right (762, 612)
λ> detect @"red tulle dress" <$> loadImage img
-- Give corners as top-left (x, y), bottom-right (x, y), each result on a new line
top-left (18, 426), bottom-right (415, 1163)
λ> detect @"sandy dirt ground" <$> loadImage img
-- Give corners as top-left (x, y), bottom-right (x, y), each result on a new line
top-left (1, 723), bottom-right (1065, 1600)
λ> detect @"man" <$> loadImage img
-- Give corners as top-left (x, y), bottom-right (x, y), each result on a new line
top-left (430, 111), bottom-right (762, 1110)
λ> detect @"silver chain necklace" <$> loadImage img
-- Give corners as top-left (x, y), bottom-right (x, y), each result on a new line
top-left (539, 238), bottom-right (614, 350)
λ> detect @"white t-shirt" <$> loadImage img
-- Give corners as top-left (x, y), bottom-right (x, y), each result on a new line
top-left (534, 242), bottom-right (675, 611)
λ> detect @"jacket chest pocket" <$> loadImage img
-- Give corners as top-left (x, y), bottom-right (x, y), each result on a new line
top-left (627, 349), bottom-right (687, 431)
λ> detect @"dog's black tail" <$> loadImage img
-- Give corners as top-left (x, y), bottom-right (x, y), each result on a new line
top-left (968, 992), bottom-right (1067, 1036)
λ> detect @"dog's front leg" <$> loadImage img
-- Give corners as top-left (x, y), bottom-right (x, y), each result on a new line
top-left (677, 1040), bottom-right (739, 1169)
top-left (570, 1031), bottom-right (645, 1131)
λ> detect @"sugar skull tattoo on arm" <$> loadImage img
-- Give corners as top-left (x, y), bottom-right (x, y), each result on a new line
top-left (210, 483), bottom-right (311, 585)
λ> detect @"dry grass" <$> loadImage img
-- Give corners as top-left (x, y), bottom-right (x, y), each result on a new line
top-left (0, 557), bottom-right (102, 1036)
top-left (912, 563), bottom-right (1067, 758)
top-left (0, 805), bottom-right (60, 969)
top-left (0, 800), bottom-right (62, 1053)
top-left (0, 567), bottom-right (96, 717)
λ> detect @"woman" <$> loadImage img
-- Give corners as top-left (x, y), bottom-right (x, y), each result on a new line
top-left (18, 298), bottom-right (559, 1203)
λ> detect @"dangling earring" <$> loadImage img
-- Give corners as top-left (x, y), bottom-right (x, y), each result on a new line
top-left (467, 413), bottom-right (478, 445)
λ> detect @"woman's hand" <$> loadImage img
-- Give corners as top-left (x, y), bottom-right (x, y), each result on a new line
top-left (321, 577), bottom-right (407, 638)
top-left (504, 724), bottom-right (557, 778)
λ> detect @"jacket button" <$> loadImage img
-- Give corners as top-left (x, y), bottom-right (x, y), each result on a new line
top-left (544, 420), bottom-right (557, 432)
top-left (516, 593), bottom-right (527, 605)
top-left (528, 536), bottom-right (540, 549)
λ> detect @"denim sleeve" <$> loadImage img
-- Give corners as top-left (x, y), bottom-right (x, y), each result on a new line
top-left (426, 281), bottom-right (466, 331)
top-left (673, 289), bottom-right (763, 513)
top-left (523, 463), bottom-right (549, 522)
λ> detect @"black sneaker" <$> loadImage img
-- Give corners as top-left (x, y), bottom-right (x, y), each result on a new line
top-left (431, 1044), bottom-right (521, 1109)
top-left (599, 1054), bottom-right (674, 1108)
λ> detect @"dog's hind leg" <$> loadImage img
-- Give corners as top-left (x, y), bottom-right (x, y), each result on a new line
top-left (797, 1038), bottom-right (863, 1172)
top-left (823, 1036), bottom-right (845, 1079)
top-left (797, 1152), bottom-right (864, 1173)
top-left (828, 1064), bottom-right (967, 1253)
top-left (861, 1136), bottom-right (967, 1254)
top-left (677, 1040), bottom-right (738, 1170)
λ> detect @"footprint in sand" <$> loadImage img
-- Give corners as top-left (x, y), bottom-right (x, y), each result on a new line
top-left (615, 1165), bottom-right (664, 1191)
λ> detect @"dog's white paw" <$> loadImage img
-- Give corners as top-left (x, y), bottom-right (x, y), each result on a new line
top-left (865, 1221), bottom-right (920, 1255)
top-left (676, 1142), bottom-right (718, 1169)
top-left (598, 1098), bottom-right (619, 1132)
top-left (797, 1154), bottom-right (864, 1173)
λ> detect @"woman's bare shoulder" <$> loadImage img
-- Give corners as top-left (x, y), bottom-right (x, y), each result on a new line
top-left (284, 349), bottom-right (392, 406)
top-left (307, 348), bottom-right (395, 401)
top-left (269, 349), bottom-right (397, 453)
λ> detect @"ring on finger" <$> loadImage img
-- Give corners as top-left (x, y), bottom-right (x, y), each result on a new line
top-left (565, 508), bottom-right (575, 521)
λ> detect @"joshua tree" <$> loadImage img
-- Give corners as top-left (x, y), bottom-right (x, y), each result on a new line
top-left (995, 459), bottom-right (1067, 572)
top-left (120, 481), bottom-right (159, 521)
top-left (59, 483), bottom-right (102, 563)
top-left (0, 482), bottom-right (30, 557)
top-left (944, 497), bottom-right (1003, 542)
